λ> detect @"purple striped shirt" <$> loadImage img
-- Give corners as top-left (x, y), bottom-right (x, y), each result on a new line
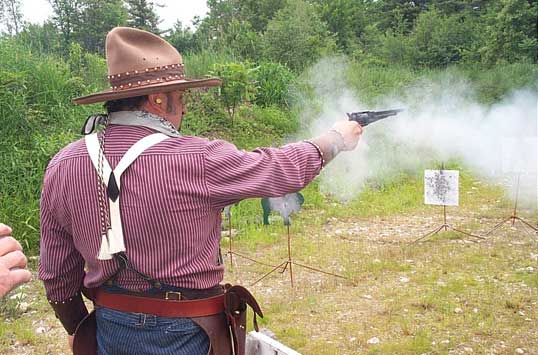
top-left (38, 124), bottom-right (322, 301)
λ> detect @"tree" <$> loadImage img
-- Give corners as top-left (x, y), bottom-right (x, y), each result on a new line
top-left (237, 0), bottom-right (286, 33)
top-left (166, 21), bottom-right (197, 53)
top-left (76, 0), bottom-right (128, 53)
top-left (48, 0), bottom-right (83, 54)
top-left (427, 0), bottom-right (486, 15)
top-left (18, 22), bottom-right (61, 54)
top-left (0, 0), bottom-right (23, 35)
top-left (313, 0), bottom-right (374, 53)
top-left (221, 19), bottom-right (262, 60)
top-left (205, 0), bottom-right (240, 37)
top-left (49, 0), bottom-right (127, 54)
top-left (481, 0), bottom-right (538, 64)
top-left (126, 0), bottom-right (162, 34)
top-left (409, 8), bottom-right (478, 67)
top-left (263, 0), bottom-right (336, 72)
top-left (197, 0), bottom-right (285, 55)
top-left (371, 0), bottom-right (428, 34)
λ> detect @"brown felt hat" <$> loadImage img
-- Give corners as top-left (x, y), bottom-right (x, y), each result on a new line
top-left (73, 27), bottom-right (221, 105)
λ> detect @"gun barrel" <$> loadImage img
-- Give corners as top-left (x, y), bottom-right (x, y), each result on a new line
top-left (347, 109), bottom-right (403, 127)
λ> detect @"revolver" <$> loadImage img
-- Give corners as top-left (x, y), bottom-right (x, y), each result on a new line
top-left (346, 109), bottom-right (403, 127)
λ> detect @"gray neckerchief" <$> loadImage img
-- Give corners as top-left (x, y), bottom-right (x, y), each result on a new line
top-left (81, 111), bottom-right (181, 138)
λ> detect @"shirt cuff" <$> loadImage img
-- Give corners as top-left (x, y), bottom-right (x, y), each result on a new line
top-left (48, 292), bottom-right (89, 335)
top-left (303, 140), bottom-right (326, 167)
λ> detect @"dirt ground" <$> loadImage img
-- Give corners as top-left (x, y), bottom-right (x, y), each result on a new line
top-left (1, 206), bottom-right (537, 355)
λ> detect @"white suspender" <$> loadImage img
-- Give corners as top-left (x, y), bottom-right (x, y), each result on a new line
top-left (85, 133), bottom-right (168, 260)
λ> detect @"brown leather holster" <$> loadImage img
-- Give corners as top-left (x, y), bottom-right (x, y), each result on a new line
top-left (72, 284), bottom-right (262, 355)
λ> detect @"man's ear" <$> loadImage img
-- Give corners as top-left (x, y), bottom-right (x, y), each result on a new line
top-left (146, 93), bottom-right (167, 115)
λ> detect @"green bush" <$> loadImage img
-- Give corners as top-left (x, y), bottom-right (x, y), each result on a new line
top-left (249, 105), bottom-right (299, 136)
top-left (410, 9), bottom-right (478, 67)
top-left (209, 62), bottom-right (258, 122)
top-left (166, 21), bottom-right (198, 54)
top-left (460, 63), bottom-right (538, 103)
top-left (0, 40), bottom-right (96, 251)
top-left (183, 89), bottom-right (230, 136)
top-left (254, 62), bottom-right (296, 108)
top-left (83, 52), bottom-right (108, 90)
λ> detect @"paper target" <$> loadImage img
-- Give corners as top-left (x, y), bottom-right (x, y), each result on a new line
top-left (424, 170), bottom-right (459, 206)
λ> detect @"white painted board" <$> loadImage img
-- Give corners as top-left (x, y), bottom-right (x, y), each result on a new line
top-left (246, 331), bottom-right (302, 355)
top-left (424, 170), bottom-right (459, 206)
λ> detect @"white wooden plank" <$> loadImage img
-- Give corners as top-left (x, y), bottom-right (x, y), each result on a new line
top-left (246, 331), bottom-right (302, 355)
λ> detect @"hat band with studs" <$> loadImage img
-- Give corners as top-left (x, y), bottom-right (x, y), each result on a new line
top-left (108, 63), bottom-right (185, 91)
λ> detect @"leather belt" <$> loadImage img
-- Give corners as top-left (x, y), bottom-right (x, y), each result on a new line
top-left (94, 289), bottom-right (225, 318)
top-left (100, 284), bottom-right (224, 301)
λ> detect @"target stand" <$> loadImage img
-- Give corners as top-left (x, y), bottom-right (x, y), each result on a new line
top-left (251, 223), bottom-right (347, 288)
top-left (483, 174), bottom-right (538, 237)
top-left (411, 204), bottom-right (485, 244)
top-left (411, 168), bottom-right (484, 244)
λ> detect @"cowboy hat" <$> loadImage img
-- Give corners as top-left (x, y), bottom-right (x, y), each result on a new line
top-left (73, 27), bottom-right (221, 105)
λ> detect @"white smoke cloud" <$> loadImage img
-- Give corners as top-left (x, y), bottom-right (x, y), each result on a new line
top-left (296, 57), bottom-right (538, 209)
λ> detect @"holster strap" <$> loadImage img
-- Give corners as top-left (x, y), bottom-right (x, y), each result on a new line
top-left (94, 289), bottom-right (225, 318)
top-left (224, 285), bottom-right (264, 355)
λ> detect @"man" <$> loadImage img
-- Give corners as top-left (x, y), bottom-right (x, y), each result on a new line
top-left (38, 27), bottom-right (362, 355)
top-left (0, 223), bottom-right (32, 298)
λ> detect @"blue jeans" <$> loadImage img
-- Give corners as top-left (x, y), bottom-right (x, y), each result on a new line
top-left (95, 285), bottom-right (210, 355)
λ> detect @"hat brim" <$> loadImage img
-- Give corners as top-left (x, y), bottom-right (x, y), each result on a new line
top-left (73, 77), bottom-right (222, 105)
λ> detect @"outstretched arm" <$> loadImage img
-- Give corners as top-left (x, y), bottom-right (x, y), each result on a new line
top-left (205, 120), bottom-right (362, 209)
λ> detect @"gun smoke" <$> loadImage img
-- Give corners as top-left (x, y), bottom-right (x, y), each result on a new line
top-left (296, 57), bottom-right (538, 209)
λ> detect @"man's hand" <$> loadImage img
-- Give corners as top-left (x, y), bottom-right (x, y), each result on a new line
top-left (0, 224), bottom-right (32, 298)
top-left (330, 120), bottom-right (363, 151)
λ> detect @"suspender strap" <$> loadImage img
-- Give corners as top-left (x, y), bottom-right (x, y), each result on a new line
top-left (85, 133), bottom-right (168, 260)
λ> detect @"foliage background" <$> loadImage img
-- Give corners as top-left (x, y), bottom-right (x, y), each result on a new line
top-left (0, 0), bottom-right (536, 252)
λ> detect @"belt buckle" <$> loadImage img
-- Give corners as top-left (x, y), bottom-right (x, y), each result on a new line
top-left (165, 291), bottom-right (182, 301)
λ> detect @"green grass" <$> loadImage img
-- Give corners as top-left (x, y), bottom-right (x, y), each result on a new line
top-left (2, 169), bottom-right (537, 354)
top-left (216, 170), bottom-right (538, 354)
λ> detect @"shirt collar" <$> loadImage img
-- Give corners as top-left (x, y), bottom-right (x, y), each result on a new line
top-left (81, 111), bottom-right (181, 138)
top-left (108, 111), bottom-right (181, 137)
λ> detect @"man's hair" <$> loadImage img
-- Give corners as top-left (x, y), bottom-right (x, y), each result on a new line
top-left (104, 96), bottom-right (148, 113)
